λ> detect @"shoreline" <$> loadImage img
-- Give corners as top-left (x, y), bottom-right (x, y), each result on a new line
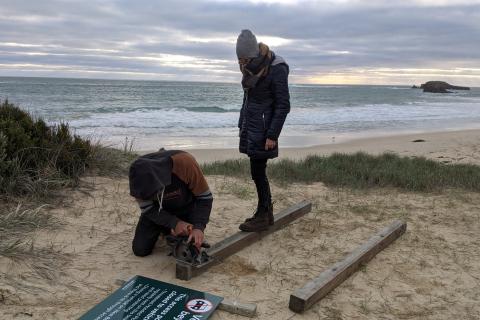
top-left (181, 128), bottom-right (480, 164)
top-left (122, 123), bottom-right (480, 153)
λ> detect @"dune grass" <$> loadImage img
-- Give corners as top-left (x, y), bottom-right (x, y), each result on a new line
top-left (0, 204), bottom-right (56, 235)
top-left (0, 99), bottom-right (134, 200)
top-left (0, 100), bottom-right (134, 278)
top-left (0, 204), bottom-right (68, 280)
top-left (202, 152), bottom-right (480, 192)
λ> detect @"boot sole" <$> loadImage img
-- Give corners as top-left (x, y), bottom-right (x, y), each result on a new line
top-left (239, 225), bottom-right (269, 232)
top-left (248, 219), bottom-right (273, 225)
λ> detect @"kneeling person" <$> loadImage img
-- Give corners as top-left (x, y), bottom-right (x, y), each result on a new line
top-left (129, 149), bottom-right (213, 257)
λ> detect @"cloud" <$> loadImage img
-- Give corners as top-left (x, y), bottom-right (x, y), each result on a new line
top-left (0, 0), bottom-right (479, 84)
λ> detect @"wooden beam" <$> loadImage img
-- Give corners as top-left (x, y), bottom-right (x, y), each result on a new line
top-left (176, 200), bottom-right (312, 280)
top-left (217, 299), bottom-right (257, 318)
top-left (289, 220), bottom-right (407, 313)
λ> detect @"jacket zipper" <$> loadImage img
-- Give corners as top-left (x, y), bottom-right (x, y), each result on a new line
top-left (242, 91), bottom-right (248, 129)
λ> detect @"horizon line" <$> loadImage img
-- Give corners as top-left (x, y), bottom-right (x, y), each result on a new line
top-left (2, 75), bottom-right (474, 88)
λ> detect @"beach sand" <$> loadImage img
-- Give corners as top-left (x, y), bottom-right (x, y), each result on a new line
top-left (186, 128), bottom-right (480, 164)
top-left (1, 129), bottom-right (479, 319)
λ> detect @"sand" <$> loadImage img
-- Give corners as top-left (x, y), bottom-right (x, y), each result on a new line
top-left (186, 128), bottom-right (480, 164)
top-left (1, 129), bottom-right (479, 319)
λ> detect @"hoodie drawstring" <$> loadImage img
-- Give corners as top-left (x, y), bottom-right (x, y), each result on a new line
top-left (157, 187), bottom-right (165, 212)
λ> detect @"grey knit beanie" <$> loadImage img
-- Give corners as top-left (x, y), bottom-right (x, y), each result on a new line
top-left (236, 29), bottom-right (259, 59)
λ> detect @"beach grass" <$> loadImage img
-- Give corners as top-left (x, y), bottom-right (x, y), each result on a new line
top-left (0, 100), bottom-right (134, 200)
top-left (0, 204), bottom-right (67, 280)
top-left (0, 100), bottom-right (134, 276)
top-left (0, 204), bottom-right (56, 236)
top-left (202, 152), bottom-right (480, 192)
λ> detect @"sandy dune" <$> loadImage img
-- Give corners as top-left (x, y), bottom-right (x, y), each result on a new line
top-left (1, 129), bottom-right (479, 319)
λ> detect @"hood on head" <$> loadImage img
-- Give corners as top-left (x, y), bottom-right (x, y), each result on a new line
top-left (129, 155), bottom-right (173, 200)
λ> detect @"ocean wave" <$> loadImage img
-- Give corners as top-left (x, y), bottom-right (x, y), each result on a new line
top-left (87, 105), bottom-right (240, 114)
top-left (385, 87), bottom-right (410, 90)
top-left (66, 100), bottom-right (480, 133)
top-left (183, 106), bottom-right (238, 113)
top-left (68, 108), bottom-right (239, 130)
top-left (290, 84), bottom-right (347, 88)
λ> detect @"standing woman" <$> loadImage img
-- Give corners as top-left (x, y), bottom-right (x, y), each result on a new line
top-left (236, 29), bottom-right (290, 232)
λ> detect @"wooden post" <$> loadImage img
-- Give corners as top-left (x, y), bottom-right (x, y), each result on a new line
top-left (289, 220), bottom-right (407, 313)
top-left (176, 200), bottom-right (312, 280)
top-left (217, 299), bottom-right (257, 318)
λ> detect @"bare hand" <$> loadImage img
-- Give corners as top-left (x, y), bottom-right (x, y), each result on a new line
top-left (188, 229), bottom-right (205, 249)
top-left (171, 220), bottom-right (192, 237)
top-left (265, 138), bottom-right (277, 150)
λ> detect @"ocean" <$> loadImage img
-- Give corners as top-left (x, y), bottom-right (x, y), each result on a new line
top-left (1, 77), bottom-right (480, 150)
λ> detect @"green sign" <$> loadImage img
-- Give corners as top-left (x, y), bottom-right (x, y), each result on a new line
top-left (79, 275), bottom-right (223, 320)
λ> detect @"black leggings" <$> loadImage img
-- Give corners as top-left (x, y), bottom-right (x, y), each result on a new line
top-left (250, 158), bottom-right (271, 208)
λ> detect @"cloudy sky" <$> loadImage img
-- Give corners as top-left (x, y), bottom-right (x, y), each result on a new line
top-left (1, 0), bottom-right (479, 85)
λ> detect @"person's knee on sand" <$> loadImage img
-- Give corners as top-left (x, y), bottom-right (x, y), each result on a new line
top-left (132, 242), bottom-right (153, 257)
top-left (131, 210), bottom-right (167, 257)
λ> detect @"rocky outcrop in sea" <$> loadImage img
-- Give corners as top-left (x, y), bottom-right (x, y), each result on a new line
top-left (414, 81), bottom-right (470, 93)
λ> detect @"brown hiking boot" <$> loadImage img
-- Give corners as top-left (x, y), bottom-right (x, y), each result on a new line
top-left (239, 204), bottom-right (273, 232)
top-left (243, 203), bottom-right (274, 225)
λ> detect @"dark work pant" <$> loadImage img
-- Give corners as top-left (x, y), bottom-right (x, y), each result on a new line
top-left (250, 158), bottom-right (271, 208)
top-left (132, 207), bottom-right (189, 257)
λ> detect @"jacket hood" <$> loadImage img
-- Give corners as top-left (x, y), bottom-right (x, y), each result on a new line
top-left (129, 153), bottom-right (173, 200)
top-left (271, 54), bottom-right (286, 66)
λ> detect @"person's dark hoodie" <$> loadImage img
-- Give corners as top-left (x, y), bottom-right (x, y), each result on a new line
top-left (129, 150), bottom-right (213, 231)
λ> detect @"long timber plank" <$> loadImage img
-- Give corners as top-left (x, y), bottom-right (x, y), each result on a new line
top-left (289, 220), bottom-right (407, 313)
top-left (176, 200), bottom-right (312, 280)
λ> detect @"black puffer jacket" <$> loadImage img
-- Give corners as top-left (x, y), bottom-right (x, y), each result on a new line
top-left (238, 58), bottom-right (290, 159)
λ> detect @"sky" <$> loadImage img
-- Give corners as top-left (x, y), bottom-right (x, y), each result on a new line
top-left (0, 0), bottom-right (479, 85)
